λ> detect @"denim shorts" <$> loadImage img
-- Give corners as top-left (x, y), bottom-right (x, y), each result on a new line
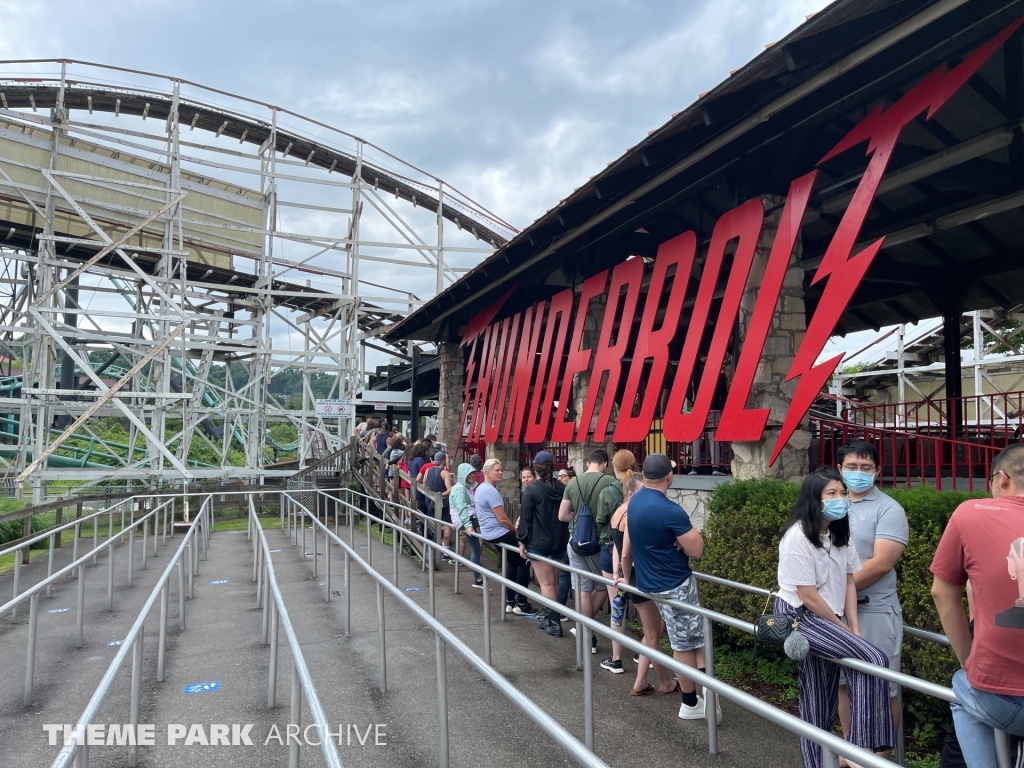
top-left (599, 542), bottom-right (613, 574)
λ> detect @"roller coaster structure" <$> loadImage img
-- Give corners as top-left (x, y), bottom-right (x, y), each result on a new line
top-left (0, 59), bottom-right (513, 501)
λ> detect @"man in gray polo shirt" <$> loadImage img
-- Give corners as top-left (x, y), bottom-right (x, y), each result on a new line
top-left (836, 440), bottom-right (909, 761)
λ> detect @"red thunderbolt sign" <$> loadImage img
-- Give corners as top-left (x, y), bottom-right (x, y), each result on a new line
top-left (458, 18), bottom-right (1023, 462)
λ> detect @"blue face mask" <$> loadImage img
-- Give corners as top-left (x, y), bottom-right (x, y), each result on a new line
top-left (822, 498), bottom-right (849, 521)
top-left (842, 470), bottom-right (875, 493)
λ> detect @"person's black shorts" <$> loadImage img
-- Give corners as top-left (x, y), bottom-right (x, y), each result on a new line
top-left (439, 500), bottom-right (451, 524)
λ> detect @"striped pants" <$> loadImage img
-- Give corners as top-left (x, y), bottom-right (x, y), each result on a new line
top-left (776, 599), bottom-right (895, 768)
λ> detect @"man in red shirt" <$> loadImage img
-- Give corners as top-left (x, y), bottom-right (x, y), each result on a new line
top-left (931, 443), bottom-right (1024, 768)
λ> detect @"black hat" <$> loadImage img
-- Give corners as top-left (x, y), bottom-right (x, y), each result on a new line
top-left (469, 454), bottom-right (483, 471)
top-left (642, 453), bottom-right (675, 480)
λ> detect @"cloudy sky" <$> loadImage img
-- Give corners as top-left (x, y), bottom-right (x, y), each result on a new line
top-left (4, 0), bottom-right (896, 365)
top-left (1, 0), bottom-right (827, 230)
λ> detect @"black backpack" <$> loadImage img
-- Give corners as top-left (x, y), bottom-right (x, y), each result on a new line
top-left (569, 477), bottom-right (602, 556)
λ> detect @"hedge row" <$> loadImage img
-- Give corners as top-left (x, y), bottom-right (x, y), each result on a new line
top-left (699, 479), bottom-right (984, 746)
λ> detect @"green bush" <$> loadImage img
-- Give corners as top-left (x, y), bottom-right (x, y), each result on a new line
top-left (700, 479), bottom-right (986, 751)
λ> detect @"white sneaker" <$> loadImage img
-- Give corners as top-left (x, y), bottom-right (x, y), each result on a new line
top-left (678, 695), bottom-right (706, 720)
top-left (702, 687), bottom-right (723, 724)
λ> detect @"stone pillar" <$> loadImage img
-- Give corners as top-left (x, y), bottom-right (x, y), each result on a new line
top-left (436, 342), bottom-right (464, 449)
top-left (730, 196), bottom-right (810, 481)
top-left (486, 442), bottom-right (521, 497)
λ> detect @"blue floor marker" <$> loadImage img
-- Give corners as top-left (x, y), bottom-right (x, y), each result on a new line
top-left (522, 615), bottom-right (538, 620)
top-left (46, 608), bottom-right (70, 614)
top-left (358, 545), bottom-right (368, 549)
top-left (402, 586), bottom-right (422, 592)
top-left (210, 579), bottom-right (229, 585)
top-left (106, 640), bottom-right (123, 647)
top-left (184, 681), bottom-right (220, 695)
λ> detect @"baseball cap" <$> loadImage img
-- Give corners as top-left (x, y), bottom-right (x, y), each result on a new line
top-left (433, 450), bottom-right (446, 464)
top-left (642, 453), bottom-right (676, 480)
top-left (469, 454), bottom-right (483, 471)
top-left (533, 450), bottom-right (556, 465)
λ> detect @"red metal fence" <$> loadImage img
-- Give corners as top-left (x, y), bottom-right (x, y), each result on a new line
top-left (837, 390), bottom-right (1024, 446)
top-left (809, 415), bottom-right (997, 492)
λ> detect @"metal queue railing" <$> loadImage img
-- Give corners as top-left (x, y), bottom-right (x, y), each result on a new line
top-left (284, 488), bottom-right (897, 768)
top-left (281, 490), bottom-right (612, 768)
top-left (337, 481), bottom-right (1018, 768)
top-left (247, 497), bottom-right (344, 768)
top-left (2, 495), bottom-right (178, 622)
top-left (50, 495), bottom-right (213, 768)
top-left (0, 496), bottom-right (177, 708)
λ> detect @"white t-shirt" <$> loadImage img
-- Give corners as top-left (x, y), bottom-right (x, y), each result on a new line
top-left (777, 525), bottom-right (862, 615)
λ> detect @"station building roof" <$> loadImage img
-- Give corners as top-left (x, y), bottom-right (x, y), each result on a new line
top-left (385, 0), bottom-right (1024, 347)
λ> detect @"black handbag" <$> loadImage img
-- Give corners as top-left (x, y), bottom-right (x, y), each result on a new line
top-left (753, 592), bottom-right (804, 648)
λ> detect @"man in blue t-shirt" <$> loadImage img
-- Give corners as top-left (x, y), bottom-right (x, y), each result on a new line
top-left (627, 453), bottom-right (719, 724)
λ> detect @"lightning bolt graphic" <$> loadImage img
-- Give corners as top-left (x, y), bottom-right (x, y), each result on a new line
top-left (771, 16), bottom-right (1024, 465)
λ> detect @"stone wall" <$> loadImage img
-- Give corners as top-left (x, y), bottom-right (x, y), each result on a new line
top-left (486, 441), bottom-right (521, 497)
top-left (665, 486), bottom-right (713, 532)
top-left (730, 196), bottom-right (810, 482)
top-left (436, 342), bottom-right (464, 450)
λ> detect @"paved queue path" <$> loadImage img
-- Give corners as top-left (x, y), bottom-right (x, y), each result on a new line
top-left (0, 516), bottom-right (801, 766)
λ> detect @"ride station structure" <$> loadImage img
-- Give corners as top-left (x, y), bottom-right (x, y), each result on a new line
top-left (384, 0), bottom-right (1024, 507)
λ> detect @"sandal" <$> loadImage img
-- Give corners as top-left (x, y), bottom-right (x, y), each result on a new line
top-left (630, 685), bottom-right (655, 697)
top-left (659, 682), bottom-right (681, 694)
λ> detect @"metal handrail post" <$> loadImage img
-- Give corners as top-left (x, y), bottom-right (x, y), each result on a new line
top-left (289, 662), bottom-right (301, 768)
top-left (46, 533), bottom-right (55, 597)
top-left (499, 547), bottom-right (507, 622)
top-left (896, 685), bottom-right (905, 765)
top-left (157, 582), bottom-right (168, 682)
top-left (302, 507), bottom-right (307, 562)
top-left (428, 538), bottom-right (436, 617)
top-left (325, 530), bottom-right (331, 602)
top-left (72, 523), bottom-right (80, 579)
top-left (268, 599), bottom-right (279, 707)
top-left (92, 515), bottom-right (98, 565)
top-left (482, 574), bottom-right (491, 665)
top-left (393, 524), bottom-right (400, 585)
top-left (453, 535), bottom-right (460, 595)
top-left (188, 541), bottom-right (194, 599)
top-left (583, 621), bottom-right (594, 750)
top-left (76, 565), bottom-right (85, 648)
top-left (436, 633), bottom-right (450, 768)
top-left (107, 538), bottom-right (115, 611)
top-left (344, 548), bottom-right (351, 637)
top-left (178, 557), bottom-right (185, 631)
top-left (575, 587), bottom-right (583, 668)
top-left (24, 592), bottom-right (39, 705)
top-left (312, 515), bottom-right (318, 576)
top-left (704, 615), bottom-right (719, 754)
top-left (127, 525), bottom-right (134, 586)
top-left (262, 559), bottom-right (270, 644)
top-left (12, 554), bottom-right (20, 621)
top-left (377, 581), bottom-right (387, 693)
top-left (128, 629), bottom-right (143, 767)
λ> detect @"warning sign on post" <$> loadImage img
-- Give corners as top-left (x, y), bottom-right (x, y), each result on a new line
top-left (315, 399), bottom-right (353, 417)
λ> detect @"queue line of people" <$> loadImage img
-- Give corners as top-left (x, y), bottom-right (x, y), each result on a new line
top-left (360, 426), bottom-right (1020, 767)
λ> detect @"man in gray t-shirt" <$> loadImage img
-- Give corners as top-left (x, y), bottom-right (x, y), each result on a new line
top-left (837, 441), bottom-right (909, 759)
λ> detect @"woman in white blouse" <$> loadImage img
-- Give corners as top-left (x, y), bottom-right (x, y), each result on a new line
top-left (775, 468), bottom-right (894, 768)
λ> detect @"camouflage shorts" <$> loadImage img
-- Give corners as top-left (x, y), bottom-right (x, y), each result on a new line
top-left (654, 576), bottom-right (705, 652)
